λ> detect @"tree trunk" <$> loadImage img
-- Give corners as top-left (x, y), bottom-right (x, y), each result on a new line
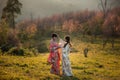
top-left (103, 37), bottom-right (108, 48)
top-left (12, 12), bottom-right (15, 28)
top-left (111, 38), bottom-right (114, 49)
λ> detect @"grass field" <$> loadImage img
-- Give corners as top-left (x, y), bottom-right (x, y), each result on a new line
top-left (0, 37), bottom-right (120, 80)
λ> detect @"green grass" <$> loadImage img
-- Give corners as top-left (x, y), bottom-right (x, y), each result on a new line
top-left (0, 36), bottom-right (120, 80)
top-left (0, 52), bottom-right (120, 80)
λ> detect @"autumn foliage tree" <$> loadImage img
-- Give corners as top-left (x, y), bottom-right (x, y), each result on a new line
top-left (62, 19), bottom-right (79, 33)
top-left (0, 19), bottom-right (20, 52)
top-left (103, 11), bottom-right (120, 48)
top-left (15, 7), bottom-right (120, 50)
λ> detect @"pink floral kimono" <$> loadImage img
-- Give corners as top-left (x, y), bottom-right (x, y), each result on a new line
top-left (47, 40), bottom-right (60, 75)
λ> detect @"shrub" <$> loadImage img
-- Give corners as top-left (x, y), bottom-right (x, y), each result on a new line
top-left (0, 44), bottom-right (13, 52)
top-left (36, 42), bottom-right (49, 53)
top-left (0, 20), bottom-right (20, 52)
top-left (30, 48), bottom-right (39, 56)
top-left (0, 49), bottom-right (2, 55)
top-left (7, 47), bottom-right (24, 56)
top-left (7, 47), bottom-right (38, 56)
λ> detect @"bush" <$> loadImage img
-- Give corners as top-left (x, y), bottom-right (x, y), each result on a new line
top-left (0, 20), bottom-right (20, 52)
top-left (36, 42), bottom-right (49, 53)
top-left (0, 49), bottom-right (2, 55)
top-left (0, 44), bottom-right (13, 52)
top-left (0, 30), bottom-right (20, 52)
top-left (7, 47), bottom-right (38, 56)
top-left (7, 47), bottom-right (24, 56)
top-left (30, 48), bottom-right (39, 56)
top-left (24, 48), bottom-right (38, 56)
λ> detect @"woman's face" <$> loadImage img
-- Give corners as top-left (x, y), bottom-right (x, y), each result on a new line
top-left (53, 37), bottom-right (57, 41)
top-left (65, 38), bottom-right (67, 42)
top-left (65, 37), bottom-right (70, 42)
top-left (65, 38), bottom-right (68, 42)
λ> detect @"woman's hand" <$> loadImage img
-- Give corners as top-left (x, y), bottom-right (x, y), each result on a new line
top-left (55, 46), bottom-right (61, 50)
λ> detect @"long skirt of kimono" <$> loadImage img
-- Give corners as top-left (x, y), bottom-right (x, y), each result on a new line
top-left (62, 53), bottom-right (73, 76)
top-left (48, 51), bottom-right (60, 75)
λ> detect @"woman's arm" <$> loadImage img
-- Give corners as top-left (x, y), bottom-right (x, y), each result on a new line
top-left (54, 46), bottom-right (61, 50)
top-left (50, 45), bottom-right (61, 52)
top-left (59, 38), bottom-right (66, 48)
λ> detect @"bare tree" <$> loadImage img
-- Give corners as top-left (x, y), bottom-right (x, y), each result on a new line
top-left (98, 0), bottom-right (110, 19)
top-left (98, 0), bottom-right (119, 19)
top-left (98, 0), bottom-right (119, 48)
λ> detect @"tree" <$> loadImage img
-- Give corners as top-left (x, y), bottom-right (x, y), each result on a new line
top-left (0, 19), bottom-right (9, 46)
top-left (88, 12), bottom-right (103, 43)
top-left (98, 0), bottom-right (108, 19)
top-left (1, 0), bottom-right (22, 28)
top-left (98, 0), bottom-right (115, 48)
top-left (0, 19), bottom-right (20, 52)
top-left (103, 11), bottom-right (120, 48)
top-left (0, 0), bottom-right (7, 19)
top-left (26, 24), bottom-right (37, 39)
top-left (62, 19), bottom-right (78, 33)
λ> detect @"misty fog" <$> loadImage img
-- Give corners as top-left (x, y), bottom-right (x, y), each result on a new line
top-left (0, 0), bottom-right (120, 21)
top-left (19, 0), bottom-right (99, 21)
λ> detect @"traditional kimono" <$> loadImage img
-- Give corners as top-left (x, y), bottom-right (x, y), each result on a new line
top-left (59, 39), bottom-right (73, 76)
top-left (47, 39), bottom-right (60, 75)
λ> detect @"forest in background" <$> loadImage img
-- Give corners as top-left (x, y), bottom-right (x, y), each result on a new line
top-left (0, 0), bottom-right (120, 55)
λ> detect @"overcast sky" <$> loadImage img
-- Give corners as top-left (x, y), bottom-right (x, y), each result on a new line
top-left (18, 0), bottom-right (101, 21)
top-left (0, 0), bottom-right (120, 21)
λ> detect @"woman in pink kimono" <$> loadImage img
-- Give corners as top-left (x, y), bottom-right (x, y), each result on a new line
top-left (47, 33), bottom-right (61, 75)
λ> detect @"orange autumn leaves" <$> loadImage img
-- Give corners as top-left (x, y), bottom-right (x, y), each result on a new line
top-left (26, 24), bottom-right (37, 38)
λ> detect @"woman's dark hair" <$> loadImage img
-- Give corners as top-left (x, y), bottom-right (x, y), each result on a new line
top-left (64, 36), bottom-right (71, 48)
top-left (52, 33), bottom-right (58, 38)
